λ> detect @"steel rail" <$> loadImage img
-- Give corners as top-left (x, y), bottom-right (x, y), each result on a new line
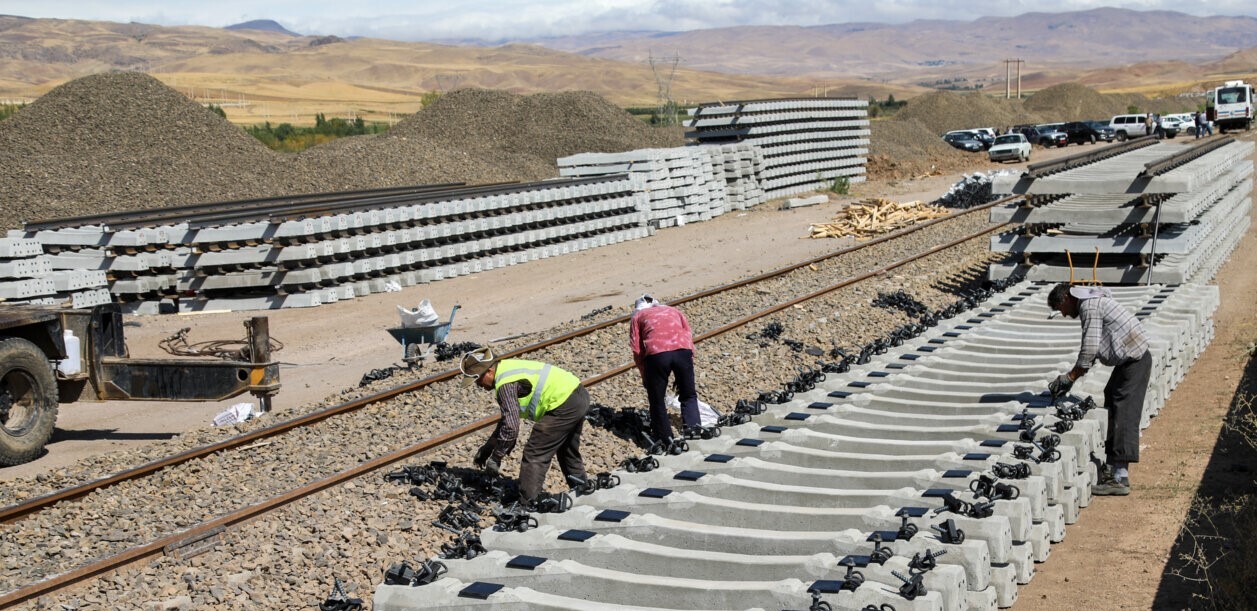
top-left (1024, 136), bottom-right (1158, 179)
top-left (20, 183), bottom-right (466, 232)
top-left (1140, 136), bottom-right (1236, 177)
top-left (0, 196), bottom-right (1011, 526)
top-left (199, 176), bottom-right (630, 230)
top-left (0, 212), bottom-right (1009, 607)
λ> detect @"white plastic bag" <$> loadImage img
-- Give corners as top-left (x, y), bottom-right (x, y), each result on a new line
top-left (397, 299), bottom-right (440, 328)
top-left (213, 402), bottom-right (255, 426)
top-left (665, 394), bottom-right (720, 427)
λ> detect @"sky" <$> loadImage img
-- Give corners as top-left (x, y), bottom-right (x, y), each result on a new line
top-left (3, 1), bottom-right (1255, 41)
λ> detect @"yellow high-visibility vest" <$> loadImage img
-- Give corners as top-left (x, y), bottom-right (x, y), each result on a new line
top-left (494, 358), bottom-right (581, 421)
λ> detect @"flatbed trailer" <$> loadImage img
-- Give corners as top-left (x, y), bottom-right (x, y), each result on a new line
top-left (0, 303), bottom-right (280, 466)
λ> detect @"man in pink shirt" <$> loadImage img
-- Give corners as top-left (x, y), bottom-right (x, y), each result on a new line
top-left (629, 294), bottom-right (700, 444)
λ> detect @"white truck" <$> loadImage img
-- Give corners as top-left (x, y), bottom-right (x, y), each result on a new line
top-left (1207, 80), bottom-right (1253, 133)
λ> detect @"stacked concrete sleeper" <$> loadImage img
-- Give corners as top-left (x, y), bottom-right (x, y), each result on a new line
top-left (685, 98), bottom-right (870, 201)
top-left (988, 140), bottom-right (1254, 284)
top-left (5, 176), bottom-right (653, 312)
top-left (374, 280), bottom-right (1217, 610)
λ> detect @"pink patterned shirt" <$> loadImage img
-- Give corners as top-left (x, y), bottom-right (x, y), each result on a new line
top-left (630, 305), bottom-right (695, 374)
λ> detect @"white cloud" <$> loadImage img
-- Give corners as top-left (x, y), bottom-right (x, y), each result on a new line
top-left (2, 0), bottom-right (1254, 40)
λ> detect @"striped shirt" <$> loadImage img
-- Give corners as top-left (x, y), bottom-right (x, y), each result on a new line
top-left (1076, 293), bottom-right (1149, 369)
top-left (491, 379), bottom-right (530, 461)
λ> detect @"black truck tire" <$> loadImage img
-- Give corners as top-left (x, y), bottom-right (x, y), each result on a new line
top-left (0, 337), bottom-right (59, 466)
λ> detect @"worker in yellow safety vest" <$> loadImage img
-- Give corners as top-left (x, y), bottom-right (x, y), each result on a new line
top-left (461, 347), bottom-right (590, 508)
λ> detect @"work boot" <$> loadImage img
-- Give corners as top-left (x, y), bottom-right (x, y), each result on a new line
top-left (1092, 471), bottom-right (1131, 496)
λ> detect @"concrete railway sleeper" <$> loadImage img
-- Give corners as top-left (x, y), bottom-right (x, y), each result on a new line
top-left (374, 281), bottom-right (1215, 611)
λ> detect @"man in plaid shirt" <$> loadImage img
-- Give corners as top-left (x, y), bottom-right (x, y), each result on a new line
top-left (1047, 283), bottom-right (1151, 496)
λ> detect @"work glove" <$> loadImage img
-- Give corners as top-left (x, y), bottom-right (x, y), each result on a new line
top-left (1048, 373), bottom-right (1074, 398)
top-left (473, 439), bottom-right (496, 469)
top-left (483, 456), bottom-right (501, 477)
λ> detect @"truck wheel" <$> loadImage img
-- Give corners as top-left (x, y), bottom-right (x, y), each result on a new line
top-left (1116, 132), bottom-right (1127, 142)
top-left (0, 338), bottom-right (59, 466)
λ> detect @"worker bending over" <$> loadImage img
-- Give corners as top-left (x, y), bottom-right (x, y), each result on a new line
top-left (462, 347), bottom-right (589, 509)
top-left (1046, 283), bottom-right (1151, 496)
top-left (629, 294), bottom-right (704, 446)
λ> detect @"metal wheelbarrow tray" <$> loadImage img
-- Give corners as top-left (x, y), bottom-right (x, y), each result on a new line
top-left (387, 304), bottom-right (460, 364)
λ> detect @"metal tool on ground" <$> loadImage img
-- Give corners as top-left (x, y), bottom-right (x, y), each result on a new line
top-left (386, 304), bottom-right (461, 366)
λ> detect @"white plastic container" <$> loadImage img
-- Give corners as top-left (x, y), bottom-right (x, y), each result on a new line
top-left (57, 329), bottom-right (81, 376)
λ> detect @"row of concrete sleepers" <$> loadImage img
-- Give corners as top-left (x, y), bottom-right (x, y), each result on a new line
top-left (988, 139), bottom-right (1253, 284)
top-left (374, 279), bottom-right (1217, 610)
top-left (3, 176), bottom-right (653, 312)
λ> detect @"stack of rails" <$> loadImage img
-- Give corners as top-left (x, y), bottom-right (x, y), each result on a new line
top-left (0, 237), bottom-right (110, 308)
top-left (372, 281), bottom-right (1217, 611)
top-left (685, 97), bottom-right (870, 201)
top-left (7, 177), bottom-right (651, 312)
top-left (987, 137), bottom-right (1254, 284)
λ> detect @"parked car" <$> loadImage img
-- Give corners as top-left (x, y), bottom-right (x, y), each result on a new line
top-left (988, 133), bottom-right (1032, 163)
top-left (1060, 121), bottom-right (1109, 145)
top-left (942, 132), bottom-right (983, 152)
top-left (945, 129), bottom-right (992, 149)
top-left (1109, 113), bottom-right (1179, 141)
top-left (1083, 121), bottom-right (1116, 142)
top-left (1013, 124), bottom-right (1041, 145)
top-left (1034, 124), bottom-right (1068, 148)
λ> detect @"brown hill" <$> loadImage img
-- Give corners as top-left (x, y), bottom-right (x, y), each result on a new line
top-left (532, 8), bottom-right (1257, 85)
top-left (0, 17), bottom-right (895, 126)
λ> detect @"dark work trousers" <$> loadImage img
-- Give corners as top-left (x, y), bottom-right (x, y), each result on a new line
top-left (642, 349), bottom-right (700, 442)
top-left (519, 385), bottom-right (590, 502)
top-left (1103, 351), bottom-right (1152, 464)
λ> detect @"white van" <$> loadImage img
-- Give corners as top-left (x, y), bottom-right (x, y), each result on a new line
top-left (1109, 114), bottom-right (1151, 140)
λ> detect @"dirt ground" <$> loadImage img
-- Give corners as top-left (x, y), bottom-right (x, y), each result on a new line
top-left (3, 139), bottom-right (1251, 609)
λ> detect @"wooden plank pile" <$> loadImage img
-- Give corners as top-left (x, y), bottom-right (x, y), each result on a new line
top-left (807, 198), bottom-right (950, 240)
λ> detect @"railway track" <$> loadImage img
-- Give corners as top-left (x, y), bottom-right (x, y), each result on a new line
top-left (0, 203), bottom-right (1010, 608)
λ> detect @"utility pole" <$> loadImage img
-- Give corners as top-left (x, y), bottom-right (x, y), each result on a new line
top-left (1003, 59), bottom-right (1025, 99)
top-left (648, 51), bottom-right (681, 125)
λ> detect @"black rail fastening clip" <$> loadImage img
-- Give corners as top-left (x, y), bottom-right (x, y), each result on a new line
top-left (492, 503), bottom-right (538, 532)
top-left (383, 559), bottom-right (448, 586)
top-left (837, 556), bottom-right (866, 591)
top-left (892, 569), bottom-right (927, 600)
top-left (970, 474), bottom-right (1021, 501)
top-left (621, 455), bottom-right (659, 473)
top-left (991, 462), bottom-right (1031, 480)
top-left (908, 549), bottom-right (947, 573)
top-left (735, 399), bottom-right (768, 415)
top-left (319, 577), bottom-right (364, 611)
top-left (869, 534), bottom-right (894, 565)
top-left (931, 518), bottom-right (966, 544)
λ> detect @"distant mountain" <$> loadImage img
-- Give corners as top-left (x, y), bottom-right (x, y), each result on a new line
top-left (225, 19), bottom-right (299, 37)
top-left (513, 8), bottom-right (1257, 81)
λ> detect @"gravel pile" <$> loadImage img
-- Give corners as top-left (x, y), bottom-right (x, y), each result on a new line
top-left (294, 89), bottom-right (684, 189)
top-left (0, 213), bottom-right (1000, 609)
top-left (0, 76), bottom-right (684, 232)
top-left (1022, 82), bottom-right (1124, 121)
top-left (866, 118), bottom-right (976, 180)
top-left (0, 72), bottom-right (298, 231)
top-left (893, 90), bottom-right (1042, 135)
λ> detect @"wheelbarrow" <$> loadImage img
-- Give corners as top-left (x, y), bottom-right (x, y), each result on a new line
top-left (387, 304), bottom-right (460, 365)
